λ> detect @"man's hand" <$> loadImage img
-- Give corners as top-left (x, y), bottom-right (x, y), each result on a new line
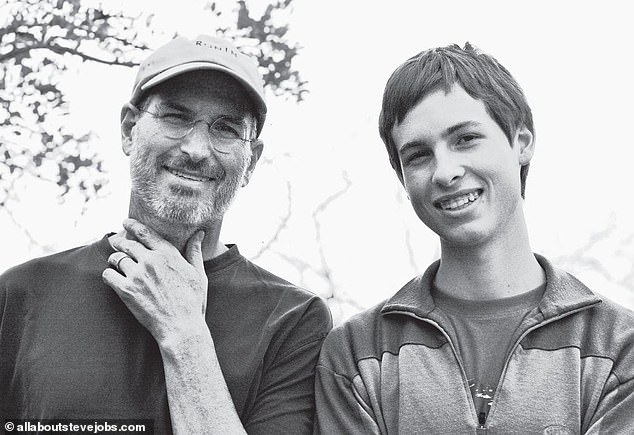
top-left (102, 219), bottom-right (246, 433)
top-left (102, 218), bottom-right (207, 344)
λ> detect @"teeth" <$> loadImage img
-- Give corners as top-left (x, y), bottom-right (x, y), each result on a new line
top-left (440, 191), bottom-right (480, 210)
top-left (168, 168), bottom-right (211, 182)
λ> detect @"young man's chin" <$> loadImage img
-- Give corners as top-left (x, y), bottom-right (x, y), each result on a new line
top-left (432, 221), bottom-right (496, 248)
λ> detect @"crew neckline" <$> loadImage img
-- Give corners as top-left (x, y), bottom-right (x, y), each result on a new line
top-left (92, 233), bottom-right (244, 275)
top-left (433, 283), bottom-right (546, 317)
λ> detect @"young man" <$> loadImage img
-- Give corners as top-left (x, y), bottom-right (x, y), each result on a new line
top-left (0, 35), bottom-right (331, 434)
top-left (314, 43), bottom-right (634, 434)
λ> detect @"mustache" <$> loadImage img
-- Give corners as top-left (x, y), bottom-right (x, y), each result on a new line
top-left (162, 155), bottom-right (223, 178)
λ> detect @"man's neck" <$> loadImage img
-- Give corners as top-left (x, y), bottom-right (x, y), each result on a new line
top-left (434, 222), bottom-right (545, 301)
top-left (126, 207), bottom-right (227, 262)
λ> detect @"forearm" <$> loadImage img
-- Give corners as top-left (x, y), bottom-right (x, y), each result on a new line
top-left (159, 328), bottom-right (247, 435)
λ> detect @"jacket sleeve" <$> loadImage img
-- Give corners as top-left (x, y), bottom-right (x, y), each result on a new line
top-left (584, 373), bottom-right (634, 433)
top-left (584, 310), bottom-right (634, 435)
top-left (313, 331), bottom-right (383, 435)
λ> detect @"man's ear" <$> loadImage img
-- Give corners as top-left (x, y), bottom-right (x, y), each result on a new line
top-left (241, 138), bottom-right (264, 187)
top-left (120, 103), bottom-right (140, 156)
top-left (514, 126), bottom-right (535, 166)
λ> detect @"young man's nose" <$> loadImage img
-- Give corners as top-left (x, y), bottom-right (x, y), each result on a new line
top-left (431, 149), bottom-right (465, 186)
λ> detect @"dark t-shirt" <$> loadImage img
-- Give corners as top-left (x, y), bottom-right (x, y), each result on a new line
top-left (0, 235), bottom-right (332, 434)
top-left (433, 285), bottom-right (544, 424)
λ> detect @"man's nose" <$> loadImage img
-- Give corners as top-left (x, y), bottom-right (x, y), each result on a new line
top-left (431, 148), bottom-right (465, 186)
top-left (179, 122), bottom-right (213, 162)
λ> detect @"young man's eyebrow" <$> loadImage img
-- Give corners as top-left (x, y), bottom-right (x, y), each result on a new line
top-left (398, 139), bottom-right (428, 157)
top-left (398, 121), bottom-right (483, 156)
top-left (442, 121), bottom-right (482, 138)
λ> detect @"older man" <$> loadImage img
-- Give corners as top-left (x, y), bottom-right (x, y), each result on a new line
top-left (1, 35), bottom-right (331, 434)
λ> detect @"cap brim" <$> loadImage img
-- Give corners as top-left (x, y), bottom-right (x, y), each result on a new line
top-left (139, 61), bottom-right (267, 122)
top-left (143, 62), bottom-right (234, 92)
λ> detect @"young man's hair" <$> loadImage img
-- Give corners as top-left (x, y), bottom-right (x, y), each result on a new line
top-left (378, 43), bottom-right (534, 198)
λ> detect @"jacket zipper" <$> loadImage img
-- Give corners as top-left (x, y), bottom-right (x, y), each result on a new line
top-left (485, 302), bottom-right (601, 424)
top-left (391, 301), bottom-right (600, 431)
top-left (394, 312), bottom-right (481, 429)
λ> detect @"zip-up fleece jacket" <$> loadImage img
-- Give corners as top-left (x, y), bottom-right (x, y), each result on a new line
top-left (314, 255), bottom-right (634, 434)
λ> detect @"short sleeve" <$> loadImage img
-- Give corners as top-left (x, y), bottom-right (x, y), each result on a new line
top-left (244, 297), bottom-right (332, 435)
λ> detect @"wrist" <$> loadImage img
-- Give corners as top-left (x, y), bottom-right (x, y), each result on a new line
top-left (157, 320), bottom-right (212, 353)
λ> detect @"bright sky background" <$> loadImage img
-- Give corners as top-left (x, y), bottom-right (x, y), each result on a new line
top-left (2, 0), bottom-right (633, 323)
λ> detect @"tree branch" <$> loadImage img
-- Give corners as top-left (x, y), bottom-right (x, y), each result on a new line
top-left (312, 171), bottom-right (352, 300)
top-left (0, 41), bottom-right (140, 66)
top-left (403, 227), bottom-right (419, 273)
top-left (46, 43), bottom-right (140, 67)
top-left (250, 181), bottom-right (292, 261)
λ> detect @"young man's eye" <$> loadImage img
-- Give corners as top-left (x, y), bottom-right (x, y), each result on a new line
top-left (457, 134), bottom-right (479, 146)
top-left (404, 150), bottom-right (432, 165)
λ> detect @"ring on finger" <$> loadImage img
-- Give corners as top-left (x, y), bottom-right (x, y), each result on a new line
top-left (115, 253), bottom-right (132, 269)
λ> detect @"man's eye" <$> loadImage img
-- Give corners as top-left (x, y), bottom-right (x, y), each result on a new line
top-left (212, 120), bottom-right (242, 138)
top-left (160, 113), bottom-right (191, 124)
top-left (457, 134), bottom-right (479, 146)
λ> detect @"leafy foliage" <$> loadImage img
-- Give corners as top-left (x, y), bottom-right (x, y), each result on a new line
top-left (0, 0), bottom-right (305, 208)
top-left (0, 0), bottom-right (149, 207)
top-left (231, 0), bottom-right (308, 102)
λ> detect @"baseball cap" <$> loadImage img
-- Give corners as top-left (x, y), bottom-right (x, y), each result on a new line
top-left (130, 34), bottom-right (267, 136)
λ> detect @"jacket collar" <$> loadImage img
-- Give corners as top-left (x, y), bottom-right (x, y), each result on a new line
top-left (381, 254), bottom-right (601, 321)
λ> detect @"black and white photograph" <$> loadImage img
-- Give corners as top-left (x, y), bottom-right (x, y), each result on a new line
top-left (1, 0), bottom-right (633, 433)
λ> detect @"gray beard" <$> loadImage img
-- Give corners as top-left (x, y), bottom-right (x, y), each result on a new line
top-left (129, 150), bottom-right (247, 226)
top-left (147, 181), bottom-right (238, 224)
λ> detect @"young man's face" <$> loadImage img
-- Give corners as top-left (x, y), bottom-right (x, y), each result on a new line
top-left (391, 84), bottom-right (533, 248)
top-left (123, 70), bottom-right (261, 225)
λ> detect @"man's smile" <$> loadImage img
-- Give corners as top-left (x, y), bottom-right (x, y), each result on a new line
top-left (163, 165), bottom-right (215, 183)
top-left (434, 189), bottom-right (482, 211)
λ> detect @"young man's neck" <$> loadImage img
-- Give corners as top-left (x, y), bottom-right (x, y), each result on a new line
top-left (434, 222), bottom-right (545, 301)
top-left (126, 205), bottom-right (227, 262)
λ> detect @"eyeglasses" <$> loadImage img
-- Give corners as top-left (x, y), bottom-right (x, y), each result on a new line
top-left (137, 107), bottom-right (252, 154)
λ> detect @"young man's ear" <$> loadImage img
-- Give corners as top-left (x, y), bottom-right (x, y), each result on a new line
top-left (241, 138), bottom-right (264, 187)
top-left (120, 103), bottom-right (140, 156)
top-left (515, 126), bottom-right (535, 166)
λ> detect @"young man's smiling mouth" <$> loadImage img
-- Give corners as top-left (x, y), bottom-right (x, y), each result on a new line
top-left (435, 189), bottom-right (482, 211)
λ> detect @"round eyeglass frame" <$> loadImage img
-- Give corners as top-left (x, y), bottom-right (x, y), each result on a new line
top-left (135, 106), bottom-right (253, 154)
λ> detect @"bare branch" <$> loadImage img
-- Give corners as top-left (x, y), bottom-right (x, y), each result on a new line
top-left (312, 171), bottom-right (352, 299)
top-left (250, 181), bottom-right (292, 261)
top-left (312, 172), bottom-right (352, 218)
top-left (272, 250), bottom-right (311, 288)
top-left (1, 206), bottom-right (54, 253)
top-left (0, 174), bottom-right (54, 253)
top-left (552, 218), bottom-right (617, 279)
top-left (403, 227), bottom-right (418, 273)
top-left (551, 216), bottom-right (634, 305)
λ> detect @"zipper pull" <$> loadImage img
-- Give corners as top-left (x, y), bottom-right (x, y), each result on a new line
top-left (478, 411), bottom-right (487, 426)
